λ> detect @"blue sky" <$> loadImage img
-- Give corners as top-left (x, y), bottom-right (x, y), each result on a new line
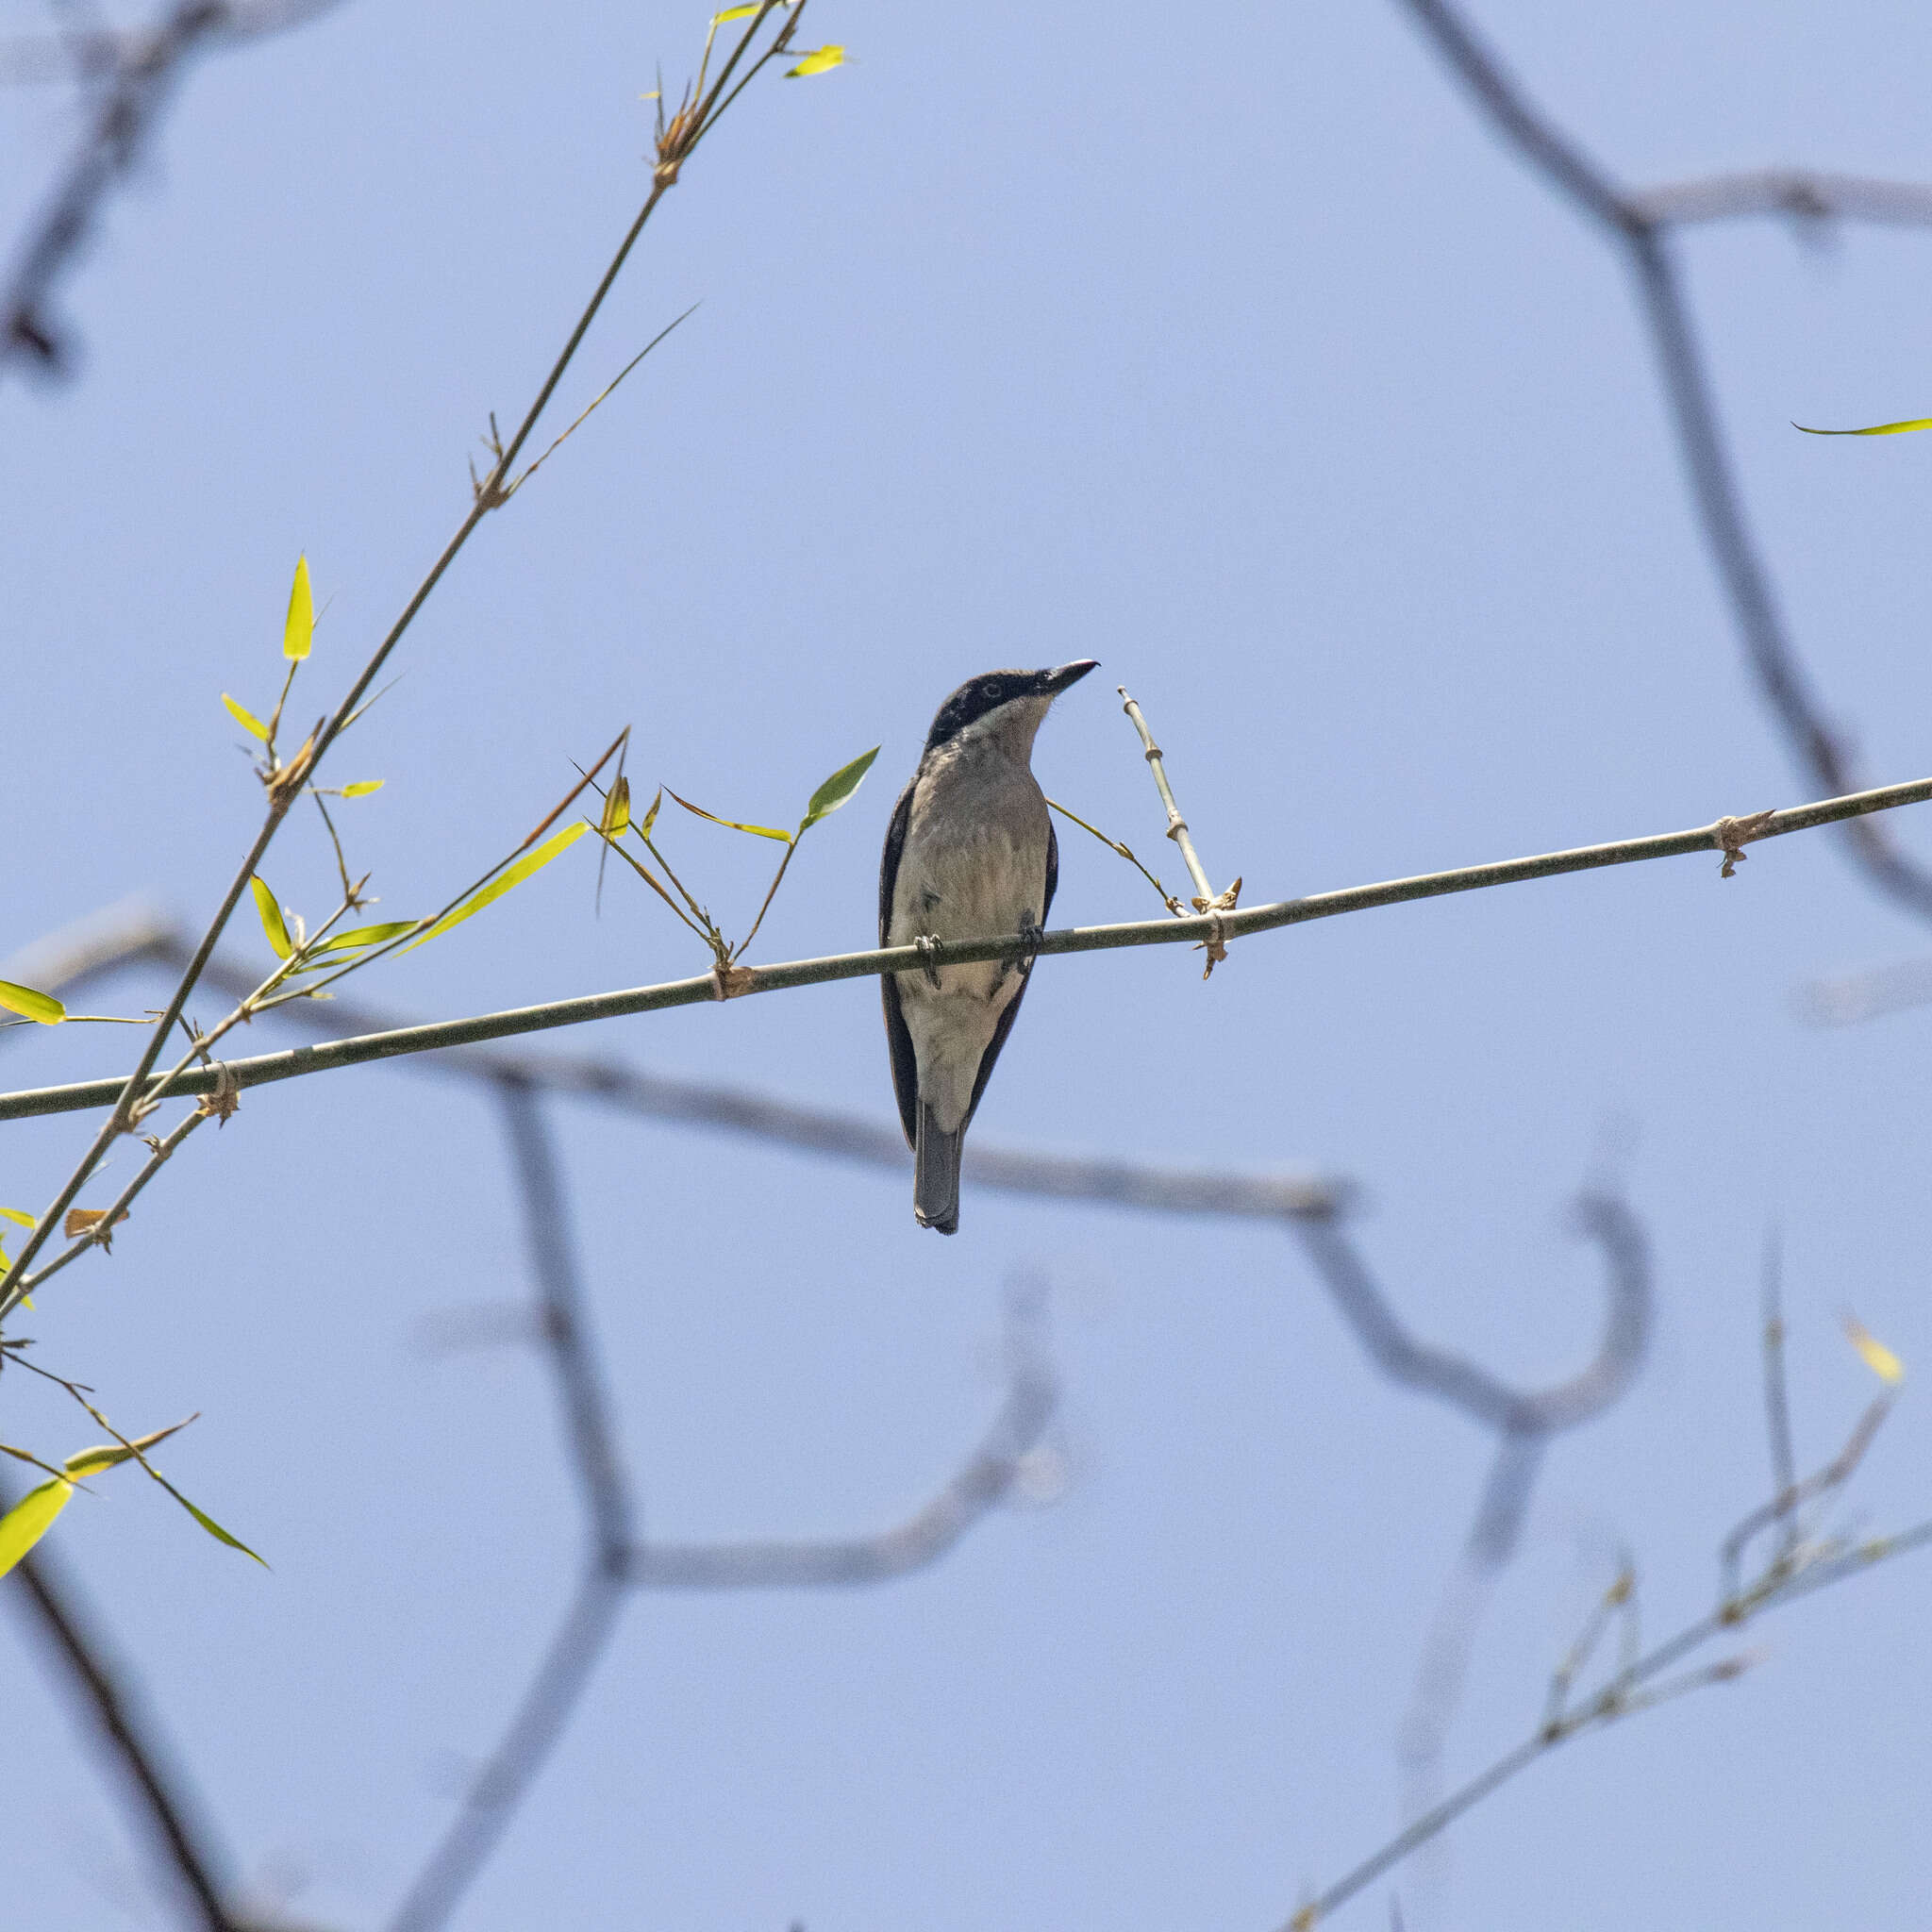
top-left (7, 2), bottom-right (1932, 1926)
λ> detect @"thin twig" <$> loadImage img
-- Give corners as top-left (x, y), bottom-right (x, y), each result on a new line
top-left (1116, 687), bottom-right (1218, 908)
top-left (1397, 0), bottom-right (1932, 929)
top-left (7, 1536), bottom-right (241, 1931)
top-left (12, 771), bottom-right (1931, 1126)
top-left (0, 2), bottom-right (806, 1310)
top-left (1760, 1232), bottom-right (1798, 1565)
top-left (1284, 1369), bottom-right (1920, 1929)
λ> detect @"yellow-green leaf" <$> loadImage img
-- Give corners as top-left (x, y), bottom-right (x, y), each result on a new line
top-left (1845, 1314), bottom-right (1906, 1385)
top-left (61, 1419), bottom-right (193, 1480)
top-left (711, 3), bottom-right (763, 21)
top-left (340, 779), bottom-right (385, 798)
top-left (0, 980), bottom-right (65, 1025)
top-left (223, 692), bottom-right (271, 741)
top-left (639, 786), bottom-right (662, 841)
top-left (284, 554), bottom-right (313, 660)
top-left (250, 876), bottom-right (293, 960)
top-left (602, 774), bottom-right (632, 839)
top-left (799, 745), bottom-right (879, 831)
top-left (666, 790), bottom-right (792, 843)
top-left (173, 1492), bottom-right (268, 1566)
top-left (1795, 416), bottom-right (1932, 437)
top-left (402, 821), bottom-right (590, 953)
top-left (0, 1208), bottom-right (35, 1230)
top-left (785, 42), bottom-right (844, 76)
top-left (308, 921), bottom-right (420, 957)
top-left (0, 1479), bottom-right (73, 1578)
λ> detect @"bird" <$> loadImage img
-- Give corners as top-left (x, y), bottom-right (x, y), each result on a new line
top-left (879, 659), bottom-right (1099, 1234)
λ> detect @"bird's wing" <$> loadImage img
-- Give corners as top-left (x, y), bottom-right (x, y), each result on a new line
top-left (962, 814), bottom-right (1057, 1131)
top-left (878, 776), bottom-right (921, 1149)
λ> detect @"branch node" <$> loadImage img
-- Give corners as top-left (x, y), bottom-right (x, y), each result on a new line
top-left (1713, 809), bottom-right (1776, 878)
top-left (710, 961), bottom-right (758, 1001)
top-left (193, 1060), bottom-right (240, 1126)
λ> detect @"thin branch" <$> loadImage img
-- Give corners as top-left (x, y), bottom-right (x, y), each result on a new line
top-left (497, 1081), bottom-right (633, 1569)
top-left (387, 1085), bottom-right (1058, 1932)
top-left (1628, 170), bottom-right (1932, 229)
top-left (0, 2), bottom-right (807, 1307)
top-left (7, 1535), bottom-right (242, 1931)
top-left (1760, 1233), bottom-right (1797, 1565)
top-left (628, 1279), bottom-right (1058, 1590)
top-left (1, 0), bottom-right (349, 373)
top-left (1117, 687), bottom-right (1219, 908)
top-left (8, 771), bottom-right (1931, 1126)
top-left (1396, 0), bottom-right (1932, 927)
top-left (1284, 1373), bottom-right (1924, 1930)
top-left (385, 1574), bottom-right (625, 1932)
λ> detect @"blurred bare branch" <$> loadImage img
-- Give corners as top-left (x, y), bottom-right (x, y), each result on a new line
top-left (385, 1080), bottom-right (1061, 1932)
top-left (1398, 0), bottom-right (1932, 926)
top-left (2, 0), bottom-right (347, 376)
top-left (1284, 1317), bottom-right (1928, 1931)
top-left (1302, 1193), bottom-right (1651, 1850)
top-left (6, 1537), bottom-right (242, 1931)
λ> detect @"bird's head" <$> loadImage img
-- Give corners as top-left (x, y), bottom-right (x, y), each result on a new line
top-left (923, 659), bottom-right (1099, 758)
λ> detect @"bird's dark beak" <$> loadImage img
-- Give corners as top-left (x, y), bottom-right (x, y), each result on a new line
top-left (1043, 659), bottom-right (1099, 695)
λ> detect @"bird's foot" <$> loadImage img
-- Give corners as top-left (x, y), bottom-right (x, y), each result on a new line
top-left (916, 933), bottom-right (943, 990)
top-left (1018, 919), bottom-right (1045, 975)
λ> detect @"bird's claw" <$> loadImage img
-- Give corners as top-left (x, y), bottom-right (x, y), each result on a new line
top-left (1019, 919), bottom-right (1044, 974)
top-left (916, 934), bottom-right (943, 989)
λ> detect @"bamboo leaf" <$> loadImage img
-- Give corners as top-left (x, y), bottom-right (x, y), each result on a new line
top-left (1845, 1314), bottom-right (1906, 1385)
top-left (0, 1479), bottom-right (73, 1578)
top-left (666, 790), bottom-right (792, 843)
top-left (711, 4), bottom-right (764, 23)
top-left (798, 745), bottom-right (879, 831)
top-left (1795, 416), bottom-right (1932, 437)
top-left (340, 779), bottom-right (385, 797)
top-left (61, 1419), bottom-right (193, 1479)
top-left (602, 774), bottom-right (632, 839)
top-left (401, 821), bottom-right (590, 953)
top-left (308, 922), bottom-right (420, 957)
top-left (172, 1492), bottom-right (268, 1567)
top-left (223, 692), bottom-right (271, 741)
top-left (0, 1208), bottom-right (35, 1230)
top-left (0, 980), bottom-right (65, 1025)
top-left (283, 554), bottom-right (314, 660)
top-left (638, 787), bottom-right (662, 841)
top-left (250, 876), bottom-right (293, 959)
top-left (785, 42), bottom-right (845, 75)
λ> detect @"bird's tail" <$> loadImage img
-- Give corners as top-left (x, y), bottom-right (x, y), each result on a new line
top-left (913, 1106), bottom-right (962, 1235)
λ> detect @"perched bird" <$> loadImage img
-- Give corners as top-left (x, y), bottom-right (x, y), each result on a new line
top-left (879, 660), bottom-right (1099, 1233)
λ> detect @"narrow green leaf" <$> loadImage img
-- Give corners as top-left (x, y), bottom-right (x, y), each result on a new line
top-left (711, 3), bottom-right (763, 22)
top-left (1794, 416), bottom-right (1932, 437)
top-left (250, 876), bottom-right (293, 960)
top-left (638, 786), bottom-right (662, 841)
top-left (798, 745), bottom-right (880, 831)
top-left (308, 921), bottom-right (420, 957)
top-left (785, 42), bottom-right (845, 75)
top-left (61, 1418), bottom-right (194, 1479)
top-left (284, 554), bottom-right (314, 660)
top-left (223, 692), bottom-right (271, 741)
top-left (402, 821), bottom-right (590, 953)
top-left (174, 1492), bottom-right (269, 1567)
top-left (0, 1479), bottom-right (73, 1578)
top-left (0, 980), bottom-right (65, 1025)
top-left (340, 779), bottom-right (385, 797)
top-left (0, 1208), bottom-right (35, 1230)
top-left (602, 774), bottom-right (631, 839)
top-left (666, 790), bottom-right (792, 843)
